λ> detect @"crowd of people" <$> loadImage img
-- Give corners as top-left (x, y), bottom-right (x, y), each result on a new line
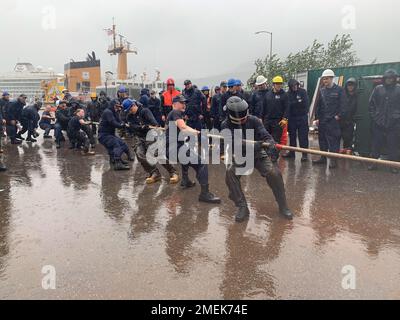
top-left (0, 67), bottom-right (399, 222)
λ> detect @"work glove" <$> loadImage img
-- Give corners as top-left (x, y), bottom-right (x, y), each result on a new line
top-left (279, 118), bottom-right (288, 128)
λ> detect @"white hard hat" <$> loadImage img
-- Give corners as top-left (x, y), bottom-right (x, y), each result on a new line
top-left (322, 69), bottom-right (335, 78)
top-left (56, 100), bottom-right (60, 107)
top-left (255, 75), bottom-right (268, 86)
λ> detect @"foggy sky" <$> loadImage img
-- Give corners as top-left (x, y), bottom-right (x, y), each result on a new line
top-left (1, 0), bottom-right (399, 84)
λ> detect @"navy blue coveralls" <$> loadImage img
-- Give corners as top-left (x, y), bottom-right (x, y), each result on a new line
top-left (183, 87), bottom-right (207, 131)
top-left (264, 89), bottom-right (289, 144)
top-left (288, 82), bottom-right (310, 151)
top-left (98, 105), bottom-right (129, 161)
top-left (315, 84), bottom-right (346, 153)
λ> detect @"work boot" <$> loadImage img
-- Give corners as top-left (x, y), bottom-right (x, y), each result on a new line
top-left (181, 173), bottom-right (196, 189)
top-left (11, 139), bottom-right (22, 145)
top-left (329, 159), bottom-right (338, 169)
top-left (312, 157), bottom-right (327, 165)
top-left (169, 173), bottom-right (180, 184)
top-left (199, 185), bottom-right (221, 204)
top-left (113, 159), bottom-right (130, 171)
top-left (283, 152), bottom-right (295, 159)
top-left (235, 205), bottom-right (250, 223)
top-left (146, 172), bottom-right (162, 184)
top-left (16, 133), bottom-right (25, 141)
top-left (44, 135), bottom-right (52, 139)
top-left (267, 173), bottom-right (294, 220)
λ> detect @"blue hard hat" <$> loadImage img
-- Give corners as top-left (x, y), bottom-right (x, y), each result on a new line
top-left (201, 86), bottom-right (210, 91)
top-left (2, 91), bottom-right (9, 97)
top-left (227, 78), bottom-right (236, 87)
top-left (118, 86), bottom-right (128, 94)
top-left (123, 99), bottom-right (137, 111)
top-left (234, 79), bottom-right (242, 86)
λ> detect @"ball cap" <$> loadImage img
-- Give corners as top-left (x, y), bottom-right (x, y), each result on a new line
top-left (173, 95), bottom-right (187, 104)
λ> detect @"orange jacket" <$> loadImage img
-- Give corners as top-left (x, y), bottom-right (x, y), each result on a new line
top-left (162, 89), bottom-right (181, 107)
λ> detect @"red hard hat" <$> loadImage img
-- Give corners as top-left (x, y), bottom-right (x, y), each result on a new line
top-left (166, 78), bottom-right (175, 86)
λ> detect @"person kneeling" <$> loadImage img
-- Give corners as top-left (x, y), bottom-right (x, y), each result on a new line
top-left (67, 109), bottom-right (95, 156)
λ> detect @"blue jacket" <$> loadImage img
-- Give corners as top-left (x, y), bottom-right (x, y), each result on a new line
top-left (315, 84), bottom-right (346, 122)
top-left (22, 105), bottom-right (40, 123)
top-left (250, 89), bottom-right (268, 120)
top-left (264, 89), bottom-right (289, 121)
top-left (5, 99), bottom-right (25, 121)
top-left (211, 93), bottom-right (222, 119)
top-left (183, 87), bottom-right (207, 121)
top-left (99, 106), bottom-right (124, 136)
top-left (369, 83), bottom-right (400, 128)
top-left (288, 87), bottom-right (309, 118)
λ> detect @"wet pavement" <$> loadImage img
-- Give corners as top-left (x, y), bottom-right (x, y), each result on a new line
top-left (0, 135), bottom-right (400, 300)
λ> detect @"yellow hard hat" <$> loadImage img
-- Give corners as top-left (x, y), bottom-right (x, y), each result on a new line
top-left (90, 92), bottom-right (97, 98)
top-left (273, 76), bottom-right (284, 84)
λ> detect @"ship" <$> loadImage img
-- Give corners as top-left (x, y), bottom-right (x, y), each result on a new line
top-left (0, 63), bottom-right (64, 101)
top-left (96, 19), bottom-right (165, 99)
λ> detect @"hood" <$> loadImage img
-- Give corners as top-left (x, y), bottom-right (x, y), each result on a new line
top-left (288, 79), bottom-right (299, 91)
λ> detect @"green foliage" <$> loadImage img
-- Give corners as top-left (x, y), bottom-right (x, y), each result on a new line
top-left (248, 34), bottom-right (360, 87)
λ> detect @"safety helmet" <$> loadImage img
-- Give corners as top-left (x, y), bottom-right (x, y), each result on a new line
top-left (201, 86), bottom-right (210, 91)
top-left (255, 75), bottom-right (268, 86)
top-left (118, 86), bottom-right (128, 94)
top-left (234, 79), bottom-right (242, 86)
top-left (122, 99), bottom-right (137, 112)
top-left (184, 80), bottom-right (192, 86)
top-left (2, 91), bottom-right (9, 97)
top-left (166, 78), bottom-right (175, 86)
top-left (322, 69), bottom-right (335, 78)
top-left (227, 78), bottom-right (236, 87)
top-left (226, 97), bottom-right (249, 125)
top-left (90, 92), bottom-right (97, 99)
top-left (272, 76), bottom-right (284, 84)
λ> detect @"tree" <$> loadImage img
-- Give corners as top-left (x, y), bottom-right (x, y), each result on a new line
top-left (248, 34), bottom-right (360, 87)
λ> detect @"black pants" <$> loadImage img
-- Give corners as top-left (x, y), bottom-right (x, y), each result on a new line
top-left (6, 121), bottom-right (18, 141)
top-left (69, 130), bottom-right (90, 150)
top-left (40, 123), bottom-right (55, 136)
top-left (133, 136), bottom-right (176, 177)
top-left (288, 115), bottom-right (309, 151)
top-left (264, 120), bottom-right (283, 144)
top-left (340, 121), bottom-right (355, 150)
top-left (371, 123), bottom-right (400, 162)
top-left (226, 153), bottom-right (289, 209)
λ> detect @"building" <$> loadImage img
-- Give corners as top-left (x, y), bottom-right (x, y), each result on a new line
top-left (0, 63), bottom-right (64, 100)
top-left (64, 53), bottom-right (101, 94)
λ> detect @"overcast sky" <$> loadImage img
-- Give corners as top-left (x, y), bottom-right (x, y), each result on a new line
top-left (1, 0), bottom-right (399, 84)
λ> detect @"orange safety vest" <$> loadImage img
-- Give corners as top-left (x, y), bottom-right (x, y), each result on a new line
top-left (162, 89), bottom-right (181, 107)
